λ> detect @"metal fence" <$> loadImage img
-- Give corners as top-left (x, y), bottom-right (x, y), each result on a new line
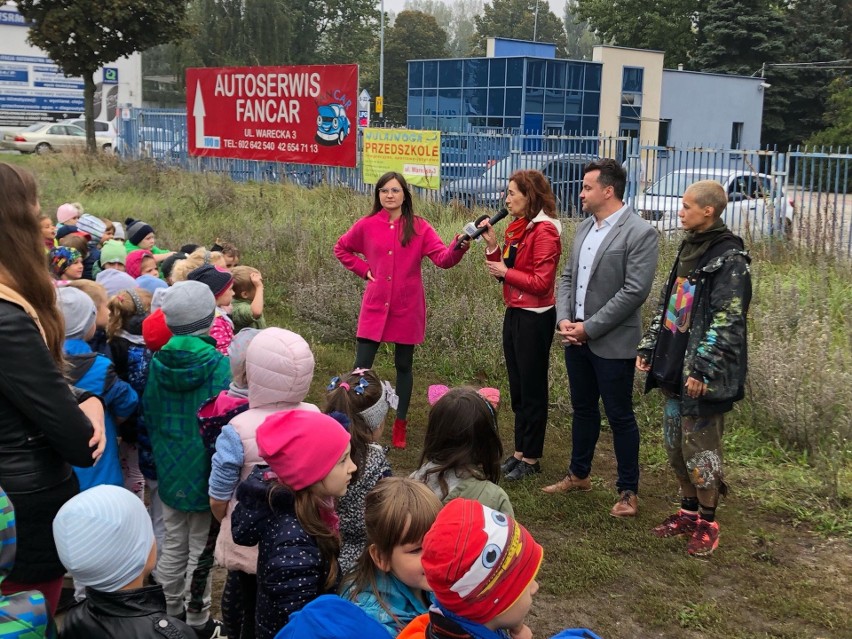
top-left (116, 108), bottom-right (852, 255)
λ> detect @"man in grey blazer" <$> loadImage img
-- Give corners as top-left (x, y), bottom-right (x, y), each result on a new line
top-left (543, 158), bottom-right (659, 517)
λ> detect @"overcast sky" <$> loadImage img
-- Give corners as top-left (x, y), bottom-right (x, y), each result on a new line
top-left (381, 0), bottom-right (566, 18)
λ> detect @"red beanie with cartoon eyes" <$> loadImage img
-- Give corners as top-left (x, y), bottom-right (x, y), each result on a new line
top-left (421, 498), bottom-right (543, 623)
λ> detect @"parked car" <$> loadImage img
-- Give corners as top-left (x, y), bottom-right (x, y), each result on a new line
top-left (58, 118), bottom-right (117, 145)
top-left (315, 104), bottom-right (350, 145)
top-left (0, 122), bottom-right (113, 154)
top-left (441, 152), bottom-right (599, 216)
top-left (635, 168), bottom-right (795, 237)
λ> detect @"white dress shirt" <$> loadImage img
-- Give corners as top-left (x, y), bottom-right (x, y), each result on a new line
top-left (574, 204), bottom-right (628, 320)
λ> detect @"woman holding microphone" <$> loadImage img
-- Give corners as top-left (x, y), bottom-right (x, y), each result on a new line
top-left (480, 169), bottom-right (562, 481)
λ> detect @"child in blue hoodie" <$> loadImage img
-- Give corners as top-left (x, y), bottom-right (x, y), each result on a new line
top-left (58, 287), bottom-right (138, 491)
top-left (342, 478), bottom-right (441, 636)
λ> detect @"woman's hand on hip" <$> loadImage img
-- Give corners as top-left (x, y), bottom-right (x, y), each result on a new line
top-left (79, 397), bottom-right (106, 463)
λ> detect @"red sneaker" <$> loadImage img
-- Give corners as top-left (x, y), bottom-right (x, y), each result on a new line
top-left (392, 418), bottom-right (407, 449)
top-left (687, 519), bottom-right (720, 557)
top-left (652, 509), bottom-right (698, 538)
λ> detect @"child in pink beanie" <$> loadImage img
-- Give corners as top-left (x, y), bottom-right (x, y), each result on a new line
top-left (231, 410), bottom-right (357, 639)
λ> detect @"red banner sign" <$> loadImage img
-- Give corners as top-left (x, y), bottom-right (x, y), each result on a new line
top-left (186, 64), bottom-right (358, 167)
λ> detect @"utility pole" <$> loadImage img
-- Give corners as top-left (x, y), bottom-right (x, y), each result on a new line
top-left (379, 0), bottom-right (385, 126)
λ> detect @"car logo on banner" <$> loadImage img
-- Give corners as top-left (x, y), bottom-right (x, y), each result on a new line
top-left (186, 64), bottom-right (358, 167)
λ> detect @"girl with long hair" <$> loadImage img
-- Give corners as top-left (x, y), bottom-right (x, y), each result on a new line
top-left (231, 410), bottom-right (356, 639)
top-left (0, 162), bottom-right (105, 614)
top-left (333, 171), bottom-right (470, 448)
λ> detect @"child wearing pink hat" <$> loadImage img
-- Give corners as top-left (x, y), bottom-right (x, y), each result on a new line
top-left (231, 410), bottom-right (357, 639)
top-left (399, 498), bottom-right (543, 639)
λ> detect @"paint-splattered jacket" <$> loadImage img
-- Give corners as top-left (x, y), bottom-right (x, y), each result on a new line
top-left (638, 233), bottom-right (752, 417)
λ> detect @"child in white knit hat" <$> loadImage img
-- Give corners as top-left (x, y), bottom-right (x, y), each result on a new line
top-left (53, 485), bottom-right (195, 638)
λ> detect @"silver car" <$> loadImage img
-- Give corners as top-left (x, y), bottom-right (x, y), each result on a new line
top-left (441, 152), bottom-right (599, 216)
top-left (635, 168), bottom-right (795, 238)
top-left (0, 122), bottom-right (113, 154)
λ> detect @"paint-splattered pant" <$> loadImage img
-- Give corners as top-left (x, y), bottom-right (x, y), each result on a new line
top-left (662, 397), bottom-right (728, 495)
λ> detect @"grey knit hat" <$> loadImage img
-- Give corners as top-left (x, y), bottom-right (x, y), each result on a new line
top-left (76, 214), bottom-right (106, 241)
top-left (161, 280), bottom-right (215, 336)
top-left (57, 286), bottom-right (97, 341)
top-left (53, 485), bottom-right (154, 592)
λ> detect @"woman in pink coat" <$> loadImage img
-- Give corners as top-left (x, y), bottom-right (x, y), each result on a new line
top-left (334, 171), bottom-right (470, 448)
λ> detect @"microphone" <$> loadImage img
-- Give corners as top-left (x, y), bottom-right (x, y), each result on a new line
top-left (455, 208), bottom-right (510, 249)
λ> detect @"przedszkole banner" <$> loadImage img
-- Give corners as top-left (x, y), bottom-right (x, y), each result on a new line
top-left (186, 64), bottom-right (358, 167)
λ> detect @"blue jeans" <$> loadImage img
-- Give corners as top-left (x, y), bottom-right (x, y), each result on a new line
top-left (564, 343), bottom-right (640, 494)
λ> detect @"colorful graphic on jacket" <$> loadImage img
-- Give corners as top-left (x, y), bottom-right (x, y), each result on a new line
top-left (664, 276), bottom-right (695, 334)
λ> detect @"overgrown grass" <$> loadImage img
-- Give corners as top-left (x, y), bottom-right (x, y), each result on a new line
top-left (13, 153), bottom-right (852, 638)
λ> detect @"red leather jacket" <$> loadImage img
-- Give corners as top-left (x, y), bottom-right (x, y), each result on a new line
top-left (487, 212), bottom-right (562, 309)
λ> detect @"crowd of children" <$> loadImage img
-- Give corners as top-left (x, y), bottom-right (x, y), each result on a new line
top-left (4, 201), bottom-right (578, 639)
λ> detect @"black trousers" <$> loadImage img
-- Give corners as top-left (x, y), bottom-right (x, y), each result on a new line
top-left (502, 307), bottom-right (556, 459)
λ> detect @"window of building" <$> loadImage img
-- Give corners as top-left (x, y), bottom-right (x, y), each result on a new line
top-left (487, 88), bottom-right (505, 116)
top-left (544, 89), bottom-right (564, 115)
top-left (505, 88), bottom-right (522, 116)
top-left (439, 60), bottom-right (462, 87)
top-left (525, 87), bottom-right (543, 113)
top-left (659, 119), bottom-right (671, 147)
top-left (584, 66), bottom-right (601, 91)
top-left (464, 59), bottom-right (487, 87)
top-left (731, 122), bottom-right (743, 149)
top-left (489, 58), bottom-right (506, 86)
top-left (506, 58), bottom-right (524, 86)
top-left (409, 62), bottom-right (423, 89)
top-left (408, 89), bottom-right (423, 116)
top-left (567, 63), bottom-right (584, 90)
top-left (424, 61), bottom-right (438, 87)
top-left (546, 60), bottom-right (566, 89)
top-left (622, 67), bottom-right (643, 92)
top-left (526, 59), bottom-right (546, 87)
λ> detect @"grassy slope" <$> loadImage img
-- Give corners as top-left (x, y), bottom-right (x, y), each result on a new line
top-left (15, 153), bottom-right (851, 638)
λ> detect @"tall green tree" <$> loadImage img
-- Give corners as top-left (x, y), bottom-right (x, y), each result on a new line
top-left (381, 10), bottom-right (448, 124)
top-left (692, 0), bottom-right (789, 145)
top-left (406, 0), bottom-right (482, 57)
top-left (563, 0), bottom-right (599, 60)
top-left (18, 0), bottom-right (189, 152)
top-left (471, 0), bottom-right (569, 56)
top-left (806, 78), bottom-right (852, 148)
top-left (575, 0), bottom-right (699, 67)
top-left (692, 0), bottom-right (787, 75)
top-left (765, 0), bottom-right (846, 146)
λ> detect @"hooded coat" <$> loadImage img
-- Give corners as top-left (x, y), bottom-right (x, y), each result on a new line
top-left (143, 335), bottom-right (230, 512)
top-left (210, 327), bottom-right (318, 573)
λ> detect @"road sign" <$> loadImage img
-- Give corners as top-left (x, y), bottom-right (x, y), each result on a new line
top-left (375, 96), bottom-right (383, 113)
top-left (103, 68), bottom-right (118, 84)
top-left (359, 88), bottom-right (370, 101)
top-left (185, 64), bottom-right (358, 167)
top-left (358, 110), bottom-right (369, 127)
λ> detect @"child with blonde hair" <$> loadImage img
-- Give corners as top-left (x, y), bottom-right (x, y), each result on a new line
top-left (38, 213), bottom-right (56, 251)
top-left (325, 369), bottom-right (393, 573)
top-left (171, 247), bottom-right (226, 282)
top-left (231, 410), bottom-right (356, 639)
top-left (230, 265), bottom-right (266, 333)
top-left (342, 478), bottom-right (442, 636)
top-left (66, 279), bottom-right (110, 357)
top-left (411, 387), bottom-right (513, 516)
